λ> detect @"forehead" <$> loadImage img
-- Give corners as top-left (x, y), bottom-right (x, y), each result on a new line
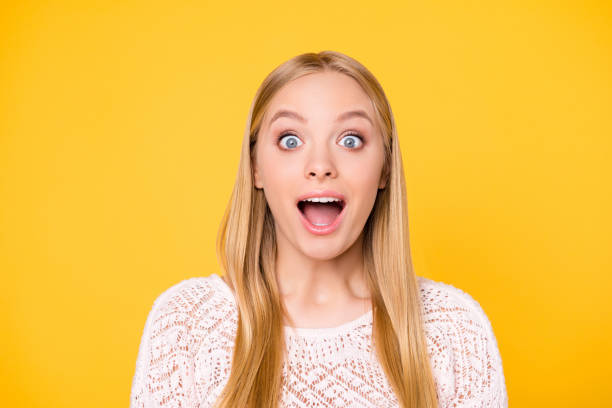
top-left (264, 71), bottom-right (375, 125)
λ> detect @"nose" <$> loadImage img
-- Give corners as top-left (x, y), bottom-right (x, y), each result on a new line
top-left (305, 144), bottom-right (337, 180)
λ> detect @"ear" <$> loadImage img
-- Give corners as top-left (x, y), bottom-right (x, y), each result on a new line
top-left (378, 165), bottom-right (389, 189)
top-left (252, 156), bottom-right (263, 189)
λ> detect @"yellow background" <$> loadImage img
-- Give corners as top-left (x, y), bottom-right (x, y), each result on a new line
top-left (1, 1), bottom-right (610, 406)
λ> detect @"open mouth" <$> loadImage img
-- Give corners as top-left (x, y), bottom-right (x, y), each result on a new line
top-left (297, 199), bottom-right (346, 227)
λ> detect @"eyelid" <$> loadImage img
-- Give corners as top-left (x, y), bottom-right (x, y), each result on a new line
top-left (339, 132), bottom-right (364, 141)
top-left (338, 133), bottom-right (364, 148)
top-left (277, 132), bottom-right (303, 150)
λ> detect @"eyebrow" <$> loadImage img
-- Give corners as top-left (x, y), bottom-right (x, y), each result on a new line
top-left (268, 109), bottom-right (374, 127)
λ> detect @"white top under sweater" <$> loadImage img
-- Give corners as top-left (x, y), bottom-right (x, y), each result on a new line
top-left (130, 273), bottom-right (508, 407)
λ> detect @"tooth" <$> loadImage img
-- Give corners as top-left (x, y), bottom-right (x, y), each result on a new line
top-left (303, 197), bottom-right (340, 203)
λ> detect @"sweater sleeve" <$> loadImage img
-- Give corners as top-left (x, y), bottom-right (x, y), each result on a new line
top-left (130, 280), bottom-right (200, 408)
top-left (436, 284), bottom-right (508, 408)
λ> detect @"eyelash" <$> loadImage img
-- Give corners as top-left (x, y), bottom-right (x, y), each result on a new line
top-left (277, 131), bottom-right (364, 150)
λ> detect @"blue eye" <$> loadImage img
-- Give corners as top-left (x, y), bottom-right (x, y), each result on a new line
top-left (277, 132), bottom-right (364, 150)
top-left (278, 134), bottom-right (303, 150)
top-left (339, 133), bottom-right (363, 149)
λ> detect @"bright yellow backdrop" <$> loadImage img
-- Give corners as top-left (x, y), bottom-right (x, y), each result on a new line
top-left (1, 1), bottom-right (610, 407)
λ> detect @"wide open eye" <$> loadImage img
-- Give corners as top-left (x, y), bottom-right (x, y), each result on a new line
top-left (339, 134), bottom-right (363, 149)
top-left (278, 134), bottom-right (303, 150)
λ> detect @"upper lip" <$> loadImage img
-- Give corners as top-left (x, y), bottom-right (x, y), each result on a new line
top-left (296, 190), bottom-right (346, 205)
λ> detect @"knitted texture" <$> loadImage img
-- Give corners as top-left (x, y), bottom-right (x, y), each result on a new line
top-left (130, 274), bottom-right (508, 407)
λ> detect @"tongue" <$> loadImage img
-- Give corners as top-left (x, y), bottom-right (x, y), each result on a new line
top-left (302, 202), bottom-right (342, 225)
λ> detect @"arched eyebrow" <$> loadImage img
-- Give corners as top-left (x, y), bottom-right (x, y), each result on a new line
top-left (268, 109), bottom-right (374, 127)
top-left (269, 110), bottom-right (306, 125)
top-left (336, 109), bottom-right (374, 126)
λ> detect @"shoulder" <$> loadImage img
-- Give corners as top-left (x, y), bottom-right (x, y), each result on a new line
top-left (415, 275), bottom-right (508, 406)
top-left (147, 275), bottom-right (218, 317)
top-left (415, 275), bottom-right (500, 352)
top-left (131, 275), bottom-right (236, 405)
top-left (143, 274), bottom-right (236, 345)
top-left (416, 275), bottom-right (495, 335)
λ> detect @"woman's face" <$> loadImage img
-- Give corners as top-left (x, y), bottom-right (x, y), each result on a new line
top-left (253, 71), bottom-right (388, 261)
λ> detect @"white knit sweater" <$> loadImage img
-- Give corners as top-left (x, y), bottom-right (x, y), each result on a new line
top-left (130, 273), bottom-right (508, 407)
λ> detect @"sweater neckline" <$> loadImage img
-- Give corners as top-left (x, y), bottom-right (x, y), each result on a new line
top-left (210, 273), bottom-right (373, 338)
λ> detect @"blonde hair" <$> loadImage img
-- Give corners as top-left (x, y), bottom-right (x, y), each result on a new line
top-left (215, 50), bottom-right (438, 408)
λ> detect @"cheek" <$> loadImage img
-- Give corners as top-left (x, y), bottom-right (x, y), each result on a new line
top-left (260, 155), bottom-right (302, 187)
top-left (258, 144), bottom-right (297, 181)
top-left (343, 153), bottom-right (384, 189)
top-left (342, 154), bottom-right (384, 221)
top-left (258, 151), bottom-right (301, 211)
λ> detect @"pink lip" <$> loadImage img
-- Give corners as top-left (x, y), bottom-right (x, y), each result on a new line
top-left (296, 190), bottom-right (347, 236)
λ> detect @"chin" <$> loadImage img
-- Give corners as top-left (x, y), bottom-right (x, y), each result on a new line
top-left (298, 240), bottom-right (350, 261)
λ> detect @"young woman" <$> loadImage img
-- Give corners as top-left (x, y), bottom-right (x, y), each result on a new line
top-left (130, 50), bottom-right (508, 408)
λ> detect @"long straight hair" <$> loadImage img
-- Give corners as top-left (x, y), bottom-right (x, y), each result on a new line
top-left (214, 50), bottom-right (438, 408)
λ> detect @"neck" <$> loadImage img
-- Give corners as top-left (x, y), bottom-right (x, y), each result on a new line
top-left (274, 230), bottom-right (371, 307)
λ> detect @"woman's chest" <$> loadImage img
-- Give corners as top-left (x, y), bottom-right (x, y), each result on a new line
top-left (192, 332), bottom-right (400, 407)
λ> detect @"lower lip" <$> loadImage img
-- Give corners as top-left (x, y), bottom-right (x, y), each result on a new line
top-left (297, 203), bottom-right (347, 236)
